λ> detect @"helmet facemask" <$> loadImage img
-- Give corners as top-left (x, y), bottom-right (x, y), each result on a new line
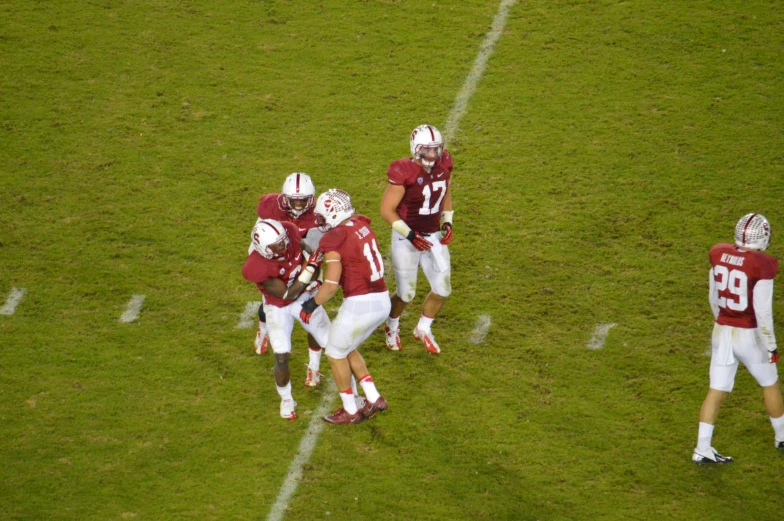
top-left (410, 125), bottom-right (444, 169)
top-left (252, 220), bottom-right (291, 261)
top-left (281, 173), bottom-right (316, 218)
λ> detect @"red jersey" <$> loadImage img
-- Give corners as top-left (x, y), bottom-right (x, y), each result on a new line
top-left (387, 151), bottom-right (453, 234)
top-left (318, 215), bottom-right (388, 298)
top-left (256, 193), bottom-right (318, 239)
top-left (242, 221), bottom-right (304, 308)
top-left (710, 243), bottom-right (778, 328)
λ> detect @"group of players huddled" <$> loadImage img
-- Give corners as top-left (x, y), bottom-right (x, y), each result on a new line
top-left (242, 125), bottom-right (453, 424)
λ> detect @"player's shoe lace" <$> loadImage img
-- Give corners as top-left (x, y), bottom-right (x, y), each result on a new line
top-left (413, 327), bottom-right (441, 354)
top-left (280, 398), bottom-right (297, 421)
top-left (385, 326), bottom-right (402, 351)
top-left (692, 447), bottom-right (733, 464)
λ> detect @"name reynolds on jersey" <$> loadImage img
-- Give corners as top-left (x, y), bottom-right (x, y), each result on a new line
top-left (355, 226), bottom-right (371, 240)
top-left (721, 253), bottom-right (745, 267)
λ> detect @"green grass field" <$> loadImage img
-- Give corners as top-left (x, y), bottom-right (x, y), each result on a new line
top-left (2, 1), bottom-right (783, 519)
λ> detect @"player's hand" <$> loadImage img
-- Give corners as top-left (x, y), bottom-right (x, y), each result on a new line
top-left (406, 230), bottom-right (432, 251)
top-left (440, 222), bottom-right (453, 245)
top-left (300, 298), bottom-right (320, 324)
top-left (769, 349), bottom-right (780, 364)
top-left (305, 280), bottom-right (322, 294)
top-left (306, 250), bottom-right (324, 270)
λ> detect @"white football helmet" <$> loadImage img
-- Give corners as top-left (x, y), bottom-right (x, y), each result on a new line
top-left (251, 219), bottom-right (290, 260)
top-left (314, 189), bottom-right (355, 232)
top-left (410, 124), bottom-right (444, 169)
top-left (735, 213), bottom-right (771, 251)
top-left (281, 172), bottom-right (316, 218)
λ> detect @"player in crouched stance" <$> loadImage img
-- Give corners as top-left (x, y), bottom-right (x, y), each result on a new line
top-left (242, 219), bottom-right (329, 420)
top-left (693, 214), bottom-right (784, 464)
top-left (300, 189), bottom-right (390, 424)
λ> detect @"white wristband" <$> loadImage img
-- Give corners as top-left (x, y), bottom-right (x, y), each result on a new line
top-left (441, 210), bottom-right (453, 225)
top-left (392, 219), bottom-right (413, 237)
top-left (297, 265), bottom-right (316, 284)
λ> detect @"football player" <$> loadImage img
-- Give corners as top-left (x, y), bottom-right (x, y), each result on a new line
top-left (252, 173), bottom-right (322, 376)
top-left (242, 219), bottom-right (329, 420)
top-left (379, 125), bottom-right (453, 354)
top-left (300, 189), bottom-right (390, 424)
top-left (693, 214), bottom-right (784, 463)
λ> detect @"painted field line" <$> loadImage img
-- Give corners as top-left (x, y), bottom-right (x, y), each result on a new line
top-left (443, 0), bottom-right (518, 142)
top-left (267, 381), bottom-right (337, 521)
top-left (236, 301), bottom-right (262, 329)
top-left (587, 323), bottom-right (616, 350)
top-left (119, 294), bottom-right (146, 323)
top-left (469, 314), bottom-right (492, 344)
top-left (0, 287), bottom-right (27, 316)
top-left (269, 2), bottom-right (515, 518)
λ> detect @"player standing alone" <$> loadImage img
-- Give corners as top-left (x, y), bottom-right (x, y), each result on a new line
top-left (693, 213), bottom-right (784, 464)
top-left (379, 125), bottom-right (454, 355)
top-left (300, 189), bottom-right (390, 424)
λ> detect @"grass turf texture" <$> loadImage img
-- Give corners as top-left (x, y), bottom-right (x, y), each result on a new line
top-left (1, 0), bottom-right (783, 519)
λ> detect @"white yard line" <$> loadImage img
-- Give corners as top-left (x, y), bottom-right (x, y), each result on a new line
top-left (0, 287), bottom-right (27, 315)
top-left (236, 301), bottom-right (262, 329)
top-left (269, 2), bottom-right (516, 518)
top-left (443, 0), bottom-right (518, 142)
top-left (469, 314), bottom-right (492, 344)
top-left (267, 381), bottom-right (337, 521)
top-left (587, 323), bottom-right (616, 350)
top-left (119, 295), bottom-right (146, 323)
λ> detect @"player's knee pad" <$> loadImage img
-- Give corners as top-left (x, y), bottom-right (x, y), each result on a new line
top-left (397, 290), bottom-right (416, 303)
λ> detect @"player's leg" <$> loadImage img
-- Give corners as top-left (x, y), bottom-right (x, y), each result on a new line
top-left (322, 306), bottom-right (364, 424)
top-left (739, 328), bottom-right (784, 449)
top-left (292, 296), bottom-right (329, 387)
top-left (255, 303), bottom-right (269, 355)
top-left (265, 305), bottom-right (297, 420)
top-left (303, 333), bottom-right (323, 387)
top-left (762, 383), bottom-right (784, 449)
top-left (413, 242), bottom-right (451, 354)
top-left (386, 231), bottom-right (420, 350)
top-left (693, 324), bottom-right (736, 463)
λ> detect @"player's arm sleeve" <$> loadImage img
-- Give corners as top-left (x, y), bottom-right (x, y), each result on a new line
top-left (754, 279), bottom-right (777, 352)
top-left (708, 268), bottom-right (719, 320)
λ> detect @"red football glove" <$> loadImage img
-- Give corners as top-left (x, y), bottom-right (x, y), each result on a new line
top-left (440, 223), bottom-right (453, 245)
top-left (306, 250), bottom-right (324, 270)
top-left (769, 349), bottom-right (780, 364)
top-left (299, 298), bottom-right (320, 324)
top-left (406, 230), bottom-right (432, 251)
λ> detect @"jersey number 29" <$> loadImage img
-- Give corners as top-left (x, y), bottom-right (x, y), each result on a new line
top-left (713, 266), bottom-right (748, 312)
